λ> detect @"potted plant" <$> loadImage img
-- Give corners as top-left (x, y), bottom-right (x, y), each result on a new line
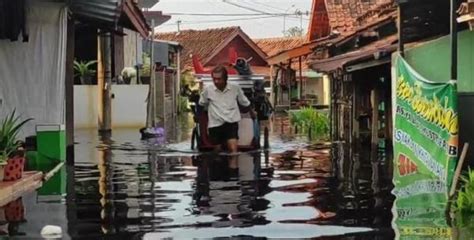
top-left (74, 60), bottom-right (97, 85)
top-left (0, 110), bottom-right (32, 181)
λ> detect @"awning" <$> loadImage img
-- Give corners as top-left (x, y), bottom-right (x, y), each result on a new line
top-left (308, 35), bottom-right (398, 73)
top-left (143, 11), bottom-right (171, 27)
top-left (70, 0), bottom-right (150, 37)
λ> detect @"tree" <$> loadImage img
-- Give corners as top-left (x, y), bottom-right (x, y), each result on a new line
top-left (284, 27), bottom-right (304, 37)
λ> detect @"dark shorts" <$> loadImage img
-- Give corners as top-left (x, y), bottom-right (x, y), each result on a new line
top-left (208, 122), bottom-right (239, 145)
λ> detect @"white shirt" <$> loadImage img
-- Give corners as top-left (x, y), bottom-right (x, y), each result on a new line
top-left (199, 83), bottom-right (251, 128)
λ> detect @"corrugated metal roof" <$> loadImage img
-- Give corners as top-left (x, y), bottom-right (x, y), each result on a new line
top-left (70, 0), bottom-right (122, 26)
top-left (70, 0), bottom-right (150, 37)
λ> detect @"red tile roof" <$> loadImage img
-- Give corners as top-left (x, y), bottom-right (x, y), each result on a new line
top-left (155, 26), bottom-right (241, 70)
top-left (255, 37), bottom-right (307, 58)
top-left (356, 1), bottom-right (397, 27)
top-left (254, 37), bottom-right (315, 72)
top-left (307, 0), bottom-right (330, 41)
top-left (263, 1), bottom-right (397, 63)
top-left (324, 0), bottom-right (393, 34)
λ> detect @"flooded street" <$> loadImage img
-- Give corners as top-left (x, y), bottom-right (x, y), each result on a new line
top-left (2, 0), bottom-right (471, 238)
top-left (6, 115), bottom-right (396, 239)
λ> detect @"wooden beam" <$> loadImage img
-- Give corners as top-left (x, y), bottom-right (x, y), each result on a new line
top-left (0, 172), bottom-right (43, 207)
top-left (123, 0), bottom-right (149, 38)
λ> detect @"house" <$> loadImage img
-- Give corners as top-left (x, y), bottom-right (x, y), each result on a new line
top-left (0, 0), bottom-right (157, 161)
top-left (261, 0), bottom-right (342, 110)
top-left (256, 37), bottom-right (329, 108)
top-left (0, 0), bottom-right (154, 216)
top-left (308, 1), bottom-right (398, 154)
top-left (155, 26), bottom-right (269, 80)
top-left (73, 1), bottom-right (173, 130)
top-left (255, 0), bottom-right (400, 160)
top-left (142, 39), bottom-right (182, 126)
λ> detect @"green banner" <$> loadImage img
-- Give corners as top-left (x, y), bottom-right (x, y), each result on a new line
top-left (392, 54), bottom-right (459, 236)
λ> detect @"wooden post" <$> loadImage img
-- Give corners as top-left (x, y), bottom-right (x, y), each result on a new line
top-left (450, 143), bottom-right (469, 198)
top-left (146, 19), bottom-right (156, 128)
top-left (352, 83), bottom-right (359, 148)
top-left (446, 143), bottom-right (469, 215)
top-left (176, 47), bottom-right (181, 114)
top-left (299, 56), bottom-right (303, 101)
top-left (269, 65), bottom-right (274, 107)
top-left (331, 79), bottom-right (335, 140)
top-left (288, 59), bottom-right (292, 110)
top-left (162, 70), bottom-right (166, 125)
top-left (155, 70), bottom-right (162, 127)
top-left (98, 31), bottom-right (112, 133)
top-left (397, 4), bottom-right (404, 57)
top-left (450, 0), bottom-right (458, 81)
top-left (65, 18), bottom-right (75, 163)
top-left (371, 88), bottom-right (379, 155)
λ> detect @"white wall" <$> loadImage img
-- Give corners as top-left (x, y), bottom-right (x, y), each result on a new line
top-left (74, 85), bottom-right (148, 129)
top-left (111, 85), bottom-right (148, 128)
top-left (74, 86), bottom-right (98, 129)
top-left (323, 75), bottom-right (330, 105)
top-left (304, 78), bottom-right (321, 103)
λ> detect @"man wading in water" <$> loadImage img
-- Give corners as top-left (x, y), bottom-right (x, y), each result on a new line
top-left (199, 65), bottom-right (252, 159)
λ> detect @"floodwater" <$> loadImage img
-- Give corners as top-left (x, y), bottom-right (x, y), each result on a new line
top-left (2, 115), bottom-right (399, 239)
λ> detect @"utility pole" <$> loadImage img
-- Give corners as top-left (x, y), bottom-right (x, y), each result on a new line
top-left (177, 20), bottom-right (182, 32)
top-left (296, 9), bottom-right (303, 31)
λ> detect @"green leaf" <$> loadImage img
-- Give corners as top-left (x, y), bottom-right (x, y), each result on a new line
top-left (0, 109), bottom-right (32, 164)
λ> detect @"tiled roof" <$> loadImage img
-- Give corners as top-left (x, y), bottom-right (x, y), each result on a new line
top-left (254, 36), bottom-right (315, 72)
top-left (307, 0), bottom-right (330, 41)
top-left (264, 0), bottom-right (396, 62)
top-left (155, 26), bottom-right (240, 69)
top-left (356, 1), bottom-right (397, 26)
top-left (325, 0), bottom-right (393, 33)
top-left (254, 37), bottom-right (307, 58)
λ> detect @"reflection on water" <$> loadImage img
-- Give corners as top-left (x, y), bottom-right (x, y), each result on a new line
top-left (2, 115), bottom-right (402, 239)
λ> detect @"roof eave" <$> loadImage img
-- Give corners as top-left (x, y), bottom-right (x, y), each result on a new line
top-left (201, 28), bottom-right (268, 66)
top-left (308, 41), bottom-right (398, 73)
top-left (122, 0), bottom-right (150, 38)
